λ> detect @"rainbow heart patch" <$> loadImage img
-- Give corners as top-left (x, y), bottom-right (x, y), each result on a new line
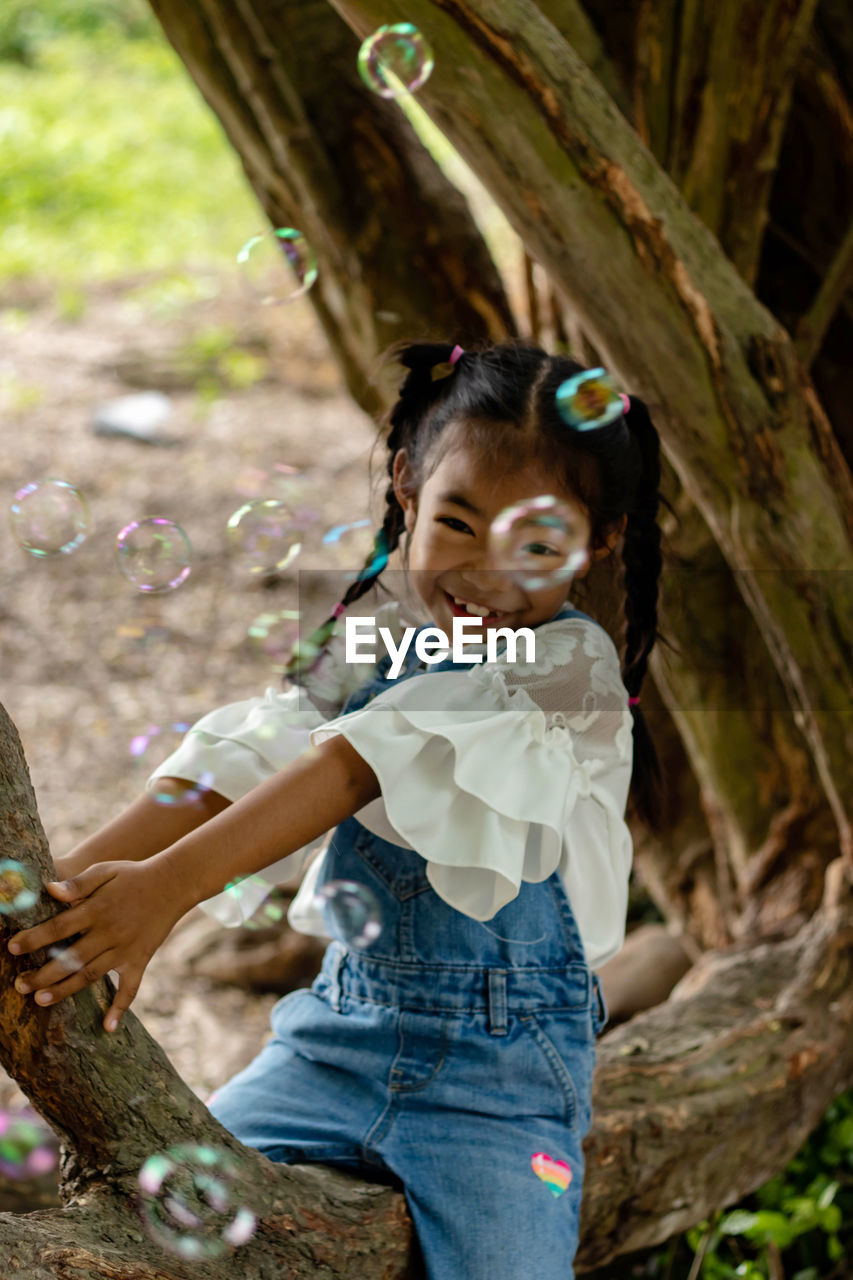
top-left (531, 1151), bottom-right (572, 1198)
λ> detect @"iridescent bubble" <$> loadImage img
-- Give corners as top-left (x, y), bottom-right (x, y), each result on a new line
top-left (357, 24), bottom-right (434, 97)
top-left (314, 879), bottom-right (382, 948)
top-left (0, 1109), bottom-right (59, 1179)
top-left (116, 517), bottom-right (192, 593)
top-left (555, 367), bottom-right (626, 431)
top-left (247, 609), bottom-right (301, 668)
top-left (222, 877), bottom-right (287, 932)
top-left (9, 479), bottom-right (90, 557)
top-left (49, 943), bottom-right (84, 974)
top-left (129, 723), bottom-right (213, 807)
top-left (233, 463), bottom-right (301, 501)
top-left (490, 495), bottom-right (589, 591)
top-left (0, 860), bottom-right (38, 915)
top-left (227, 499), bottom-right (303, 577)
top-left (237, 228), bottom-right (318, 305)
top-left (137, 1144), bottom-right (256, 1260)
top-left (323, 518), bottom-right (389, 584)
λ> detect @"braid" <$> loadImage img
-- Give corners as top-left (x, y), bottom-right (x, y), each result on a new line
top-left (619, 396), bottom-right (669, 832)
top-left (284, 342), bottom-right (458, 680)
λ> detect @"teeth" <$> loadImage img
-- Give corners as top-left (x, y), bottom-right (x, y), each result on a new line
top-left (452, 596), bottom-right (499, 617)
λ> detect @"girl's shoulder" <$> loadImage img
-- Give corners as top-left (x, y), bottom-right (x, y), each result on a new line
top-left (494, 605), bottom-right (621, 679)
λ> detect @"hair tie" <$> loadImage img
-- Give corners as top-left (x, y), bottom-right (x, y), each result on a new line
top-left (431, 344), bottom-right (465, 382)
top-left (628, 696), bottom-right (640, 706)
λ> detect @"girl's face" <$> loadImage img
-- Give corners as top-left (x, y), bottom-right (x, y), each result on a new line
top-left (392, 437), bottom-right (619, 636)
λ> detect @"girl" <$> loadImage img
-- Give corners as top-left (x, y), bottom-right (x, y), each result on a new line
top-left (9, 341), bottom-right (669, 1279)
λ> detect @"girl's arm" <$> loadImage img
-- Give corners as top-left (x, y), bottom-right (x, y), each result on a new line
top-left (8, 736), bottom-right (379, 1031)
top-left (55, 782), bottom-right (233, 880)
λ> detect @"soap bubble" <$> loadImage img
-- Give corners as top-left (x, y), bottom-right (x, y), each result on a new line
top-left (0, 860), bottom-right (39, 915)
top-left (9, 479), bottom-right (90, 557)
top-left (0, 1109), bottom-right (59, 1179)
top-left (490, 495), bottom-right (589, 590)
top-left (116, 517), bottom-right (192, 593)
top-left (237, 228), bottom-right (318, 305)
top-left (129, 723), bottom-right (213, 807)
top-left (233, 462), bottom-right (301, 501)
top-left (137, 1144), bottom-right (256, 1259)
top-left (227, 499), bottom-right (303, 577)
top-left (222, 876), bottom-right (287, 931)
top-left (555, 367), bottom-right (626, 431)
top-left (48, 943), bottom-right (85, 974)
top-left (357, 24), bottom-right (434, 97)
top-left (314, 879), bottom-right (382, 948)
top-left (247, 609), bottom-right (301, 668)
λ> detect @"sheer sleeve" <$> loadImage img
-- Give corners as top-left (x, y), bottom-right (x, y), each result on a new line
top-left (308, 616), bottom-right (634, 968)
top-left (145, 599), bottom-right (408, 926)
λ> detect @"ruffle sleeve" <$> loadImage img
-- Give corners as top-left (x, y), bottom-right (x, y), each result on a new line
top-left (146, 598), bottom-right (411, 927)
top-left (307, 616), bottom-right (634, 967)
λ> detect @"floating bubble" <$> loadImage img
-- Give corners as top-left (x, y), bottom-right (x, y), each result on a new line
top-left (137, 1144), bottom-right (256, 1260)
top-left (9, 479), bottom-right (90, 557)
top-left (247, 609), bottom-right (301, 668)
top-left (555, 368), bottom-right (627, 431)
top-left (314, 879), bottom-right (382, 948)
top-left (490, 495), bottom-right (589, 591)
top-left (0, 1109), bottom-right (59, 1180)
top-left (0, 860), bottom-right (38, 915)
top-left (233, 463), bottom-right (303, 503)
top-left (322, 518), bottom-right (389, 584)
top-left (222, 877), bottom-right (287, 932)
top-left (116, 517), bottom-right (192, 593)
top-left (357, 24), bottom-right (434, 97)
top-left (129, 723), bottom-right (213, 807)
top-left (237, 228), bottom-right (318, 305)
top-left (227, 499), bottom-right (304, 577)
top-left (48, 943), bottom-right (84, 974)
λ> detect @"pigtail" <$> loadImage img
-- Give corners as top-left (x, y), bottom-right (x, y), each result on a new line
top-left (619, 395), bottom-right (669, 833)
top-left (283, 342), bottom-right (460, 682)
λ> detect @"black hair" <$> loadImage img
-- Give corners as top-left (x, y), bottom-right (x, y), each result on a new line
top-left (295, 340), bottom-right (676, 835)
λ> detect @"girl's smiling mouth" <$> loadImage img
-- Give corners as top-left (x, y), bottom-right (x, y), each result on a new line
top-left (443, 590), bottom-right (511, 622)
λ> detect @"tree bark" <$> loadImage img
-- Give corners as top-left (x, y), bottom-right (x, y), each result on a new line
top-left (147, 0), bottom-right (516, 418)
top-left (0, 700), bottom-right (422, 1279)
top-left (327, 0), bottom-right (853, 879)
top-left (2, 701), bottom-right (852, 1275)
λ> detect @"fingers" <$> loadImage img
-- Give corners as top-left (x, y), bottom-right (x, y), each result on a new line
top-left (7, 865), bottom-right (116, 956)
top-left (14, 945), bottom-right (114, 1006)
top-left (104, 969), bottom-right (142, 1032)
top-left (7, 901), bottom-right (91, 956)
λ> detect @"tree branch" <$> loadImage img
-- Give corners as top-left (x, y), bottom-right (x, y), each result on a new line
top-left (326, 0), bottom-right (853, 868)
top-left (795, 215), bottom-right (853, 367)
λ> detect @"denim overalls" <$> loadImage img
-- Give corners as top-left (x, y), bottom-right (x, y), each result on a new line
top-left (209, 605), bottom-right (610, 1279)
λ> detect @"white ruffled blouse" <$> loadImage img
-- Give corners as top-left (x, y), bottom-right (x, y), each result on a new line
top-left (148, 600), bottom-right (635, 969)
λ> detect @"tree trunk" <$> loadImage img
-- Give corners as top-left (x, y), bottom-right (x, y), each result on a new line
top-left (147, 0), bottom-right (517, 418)
top-left (146, 0), bottom-right (853, 945)
top-left (2, 700), bottom-right (852, 1275)
top-left (0, 701), bottom-right (421, 1279)
top-left (324, 0), bottom-right (853, 879)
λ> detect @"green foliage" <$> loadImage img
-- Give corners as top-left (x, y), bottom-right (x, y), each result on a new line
top-left (0, 0), bottom-right (157, 66)
top-left (0, 0), bottom-right (260, 289)
top-left (685, 1089), bottom-right (852, 1278)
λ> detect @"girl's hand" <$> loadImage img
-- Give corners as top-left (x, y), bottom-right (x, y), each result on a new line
top-left (6, 860), bottom-right (187, 1033)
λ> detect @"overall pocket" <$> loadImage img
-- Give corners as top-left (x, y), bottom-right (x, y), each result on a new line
top-left (518, 1011), bottom-right (594, 1132)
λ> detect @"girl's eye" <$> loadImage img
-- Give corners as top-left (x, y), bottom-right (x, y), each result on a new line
top-left (437, 516), bottom-right (473, 534)
top-left (521, 541), bottom-right (562, 558)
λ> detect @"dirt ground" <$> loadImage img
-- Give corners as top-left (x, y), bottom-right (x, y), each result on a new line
top-left (1, 274), bottom-right (388, 1108)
